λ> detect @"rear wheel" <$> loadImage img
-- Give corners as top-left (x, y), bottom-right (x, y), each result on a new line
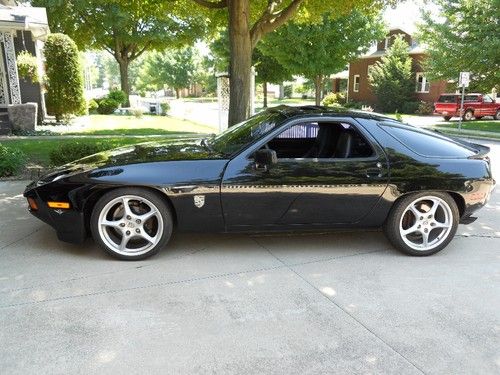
top-left (463, 110), bottom-right (474, 121)
top-left (90, 188), bottom-right (173, 260)
top-left (443, 116), bottom-right (451, 121)
top-left (383, 192), bottom-right (459, 256)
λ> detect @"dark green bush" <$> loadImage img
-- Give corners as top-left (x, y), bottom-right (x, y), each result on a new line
top-left (45, 34), bottom-right (85, 121)
top-left (401, 101), bottom-right (420, 114)
top-left (88, 99), bottom-right (99, 114)
top-left (160, 102), bottom-right (170, 115)
top-left (416, 101), bottom-right (434, 115)
top-left (0, 144), bottom-right (26, 177)
top-left (344, 101), bottom-right (364, 109)
top-left (283, 85), bottom-right (293, 99)
top-left (96, 98), bottom-right (119, 114)
top-left (107, 89), bottom-right (127, 105)
top-left (49, 142), bottom-right (110, 166)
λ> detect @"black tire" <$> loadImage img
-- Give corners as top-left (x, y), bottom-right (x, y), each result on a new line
top-left (90, 187), bottom-right (173, 260)
top-left (463, 110), bottom-right (474, 121)
top-left (495, 110), bottom-right (500, 120)
top-left (443, 116), bottom-right (451, 121)
top-left (383, 192), bottom-right (459, 256)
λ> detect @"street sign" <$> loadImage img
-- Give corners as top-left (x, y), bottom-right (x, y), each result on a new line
top-left (459, 72), bottom-right (470, 88)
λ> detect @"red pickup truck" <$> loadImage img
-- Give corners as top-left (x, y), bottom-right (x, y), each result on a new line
top-left (434, 93), bottom-right (500, 121)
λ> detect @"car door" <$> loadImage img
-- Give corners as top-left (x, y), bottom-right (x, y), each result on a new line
top-left (220, 117), bottom-right (389, 229)
top-left (481, 95), bottom-right (496, 116)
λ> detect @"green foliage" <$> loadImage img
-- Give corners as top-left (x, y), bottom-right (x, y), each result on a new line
top-left (160, 102), bottom-right (170, 115)
top-left (49, 141), bottom-right (111, 165)
top-left (401, 101), bottom-right (420, 114)
top-left (416, 101), bottom-right (434, 115)
top-left (260, 11), bottom-right (385, 104)
top-left (107, 89), bottom-right (127, 105)
top-left (369, 35), bottom-right (415, 113)
top-left (16, 51), bottom-right (39, 83)
top-left (322, 92), bottom-right (346, 106)
top-left (95, 98), bottom-right (119, 115)
top-left (130, 108), bottom-right (143, 118)
top-left (394, 111), bottom-right (403, 122)
top-left (44, 33), bottom-right (85, 121)
top-left (138, 48), bottom-right (195, 96)
top-left (88, 99), bottom-right (99, 113)
top-left (419, 0), bottom-right (500, 92)
top-left (0, 144), bottom-right (26, 177)
top-left (283, 85), bottom-right (293, 98)
top-left (344, 101), bottom-right (365, 109)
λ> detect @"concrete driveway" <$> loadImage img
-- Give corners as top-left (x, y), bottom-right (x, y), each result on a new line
top-left (1, 141), bottom-right (499, 374)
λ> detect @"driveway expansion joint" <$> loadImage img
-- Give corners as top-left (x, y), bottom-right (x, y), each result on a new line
top-left (251, 237), bottom-right (427, 375)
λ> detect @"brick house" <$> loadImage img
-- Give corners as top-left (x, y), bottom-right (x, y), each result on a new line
top-left (347, 28), bottom-right (447, 106)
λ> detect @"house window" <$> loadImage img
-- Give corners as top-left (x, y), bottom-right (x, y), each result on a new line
top-left (415, 73), bottom-right (430, 93)
top-left (353, 75), bottom-right (360, 92)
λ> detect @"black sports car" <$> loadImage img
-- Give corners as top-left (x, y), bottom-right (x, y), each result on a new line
top-left (24, 106), bottom-right (495, 260)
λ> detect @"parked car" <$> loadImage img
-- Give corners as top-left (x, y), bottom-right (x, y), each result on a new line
top-left (434, 93), bottom-right (500, 121)
top-left (24, 106), bottom-right (495, 260)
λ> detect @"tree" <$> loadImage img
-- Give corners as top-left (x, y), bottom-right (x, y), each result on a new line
top-left (44, 34), bottom-right (85, 121)
top-left (419, 0), bottom-right (500, 92)
top-left (138, 48), bottom-right (196, 98)
top-left (32, 0), bottom-right (205, 105)
top-left (368, 35), bottom-right (415, 112)
top-left (260, 11), bottom-right (385, 105)
top-left (190, 0), bottom-right (394, 125)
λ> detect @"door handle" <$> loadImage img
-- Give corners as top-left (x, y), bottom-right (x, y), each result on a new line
top-left (254, 163), bottom-right (268, 172)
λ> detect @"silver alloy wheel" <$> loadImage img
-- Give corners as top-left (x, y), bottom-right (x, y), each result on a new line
top-left (399, 196), bottom-right (453, 251)
top-left (464, 111), bottom-right (473, 121)
top-left (97, 195), bottom-right (164, 256)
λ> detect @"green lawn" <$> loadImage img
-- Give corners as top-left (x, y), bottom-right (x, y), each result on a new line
top-left (435, 121), bottom-right (500, 133)
top-left (0, 137), bottom-right (172, 166)
top-left (50, 114), bottom-right (216, 135)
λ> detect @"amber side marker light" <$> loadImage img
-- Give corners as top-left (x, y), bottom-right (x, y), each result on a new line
top-left (47, 201), bottom-right (70, 209)
top-left (27, 197), bottom-right (38, 211)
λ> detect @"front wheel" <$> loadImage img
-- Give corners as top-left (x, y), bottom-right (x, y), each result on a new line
top-left (463, 110), bottom-right (474, 121)
top-left (443, 116), bottom-right (451, 121)
top-left (495, 110), bottom-right (500, 120)
top-left (383, 192), bottom-right (459, 256)
top-left (90, 188), bottom-right (173, 260)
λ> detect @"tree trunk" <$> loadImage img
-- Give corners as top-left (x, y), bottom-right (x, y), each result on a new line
top-left (118, 59), bottom-right (130, 107)
top-left (314, 75), bottom-right (323, 106)
top-left (175, 88), bottom-right (180, 99)
top-left (228, 0), bottom-right (252, 126)
top-left (263, 82), bottom-right (268, 108)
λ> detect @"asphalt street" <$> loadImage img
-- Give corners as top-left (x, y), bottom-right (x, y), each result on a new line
top-left (0, 139), bottom-right (499, 374)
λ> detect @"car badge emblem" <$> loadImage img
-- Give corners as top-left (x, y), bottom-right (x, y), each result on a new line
top-left (53, 209), bottom-right (64, 215)
top-left (194, 195), bottom-right (205, 208)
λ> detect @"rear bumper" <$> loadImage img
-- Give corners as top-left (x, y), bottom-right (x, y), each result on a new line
top-left (24, 188), bottom-right (87, 244)
top-left (461, 178), bottom-right (496, 218)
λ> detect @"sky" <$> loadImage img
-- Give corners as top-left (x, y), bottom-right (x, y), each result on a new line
top-left (383, 0), bottom-right (440, 34)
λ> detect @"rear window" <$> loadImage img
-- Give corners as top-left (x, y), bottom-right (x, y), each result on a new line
top-left (379, 123), bottom-right (476, 158)
top-left (437, 95), bottom-right (457, 103)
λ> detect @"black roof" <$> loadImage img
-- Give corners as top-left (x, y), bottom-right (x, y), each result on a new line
top-left (267, 105), bottom-right (393, 122)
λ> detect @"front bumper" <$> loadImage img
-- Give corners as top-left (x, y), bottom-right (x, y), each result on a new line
top-left (24, 186), bottom-right (87, 244)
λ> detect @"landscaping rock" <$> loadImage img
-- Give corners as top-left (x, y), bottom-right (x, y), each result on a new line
top-left (8, 102), bottom-right (38, 132)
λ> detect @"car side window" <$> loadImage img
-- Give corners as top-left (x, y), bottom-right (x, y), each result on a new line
top-left (380, 123), bottom-right (475, 158)
top-left (265, 122), bottom-right (374, 159)
top-left (483, 95), bottom-right (493, 103)
top-left (464, 95), bottom-right (480, 102)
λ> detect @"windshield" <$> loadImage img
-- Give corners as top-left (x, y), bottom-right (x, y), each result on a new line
top-left (209, 111), bottom-right (285, 155)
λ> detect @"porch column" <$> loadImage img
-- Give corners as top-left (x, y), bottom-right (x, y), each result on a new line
top-left (0, 31), bottom-right (21, 104)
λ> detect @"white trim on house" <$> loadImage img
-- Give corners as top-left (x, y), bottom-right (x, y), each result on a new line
top-left (353, 75), bottom-right (360, 92)
top-left (415, 72), bottom-right (430, 93)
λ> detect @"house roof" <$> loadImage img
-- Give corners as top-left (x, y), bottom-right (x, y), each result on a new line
top-left (0, 4), bottom-right (49, 37)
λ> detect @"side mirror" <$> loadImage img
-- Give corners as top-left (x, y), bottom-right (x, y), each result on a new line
top-left (254, 148), bottom-right (277, 171)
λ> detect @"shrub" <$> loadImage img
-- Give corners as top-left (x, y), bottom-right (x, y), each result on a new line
top-left (401, 101), bottom-right (420, 114)
top-left (416, 101), bottom-right (434, 115)
top-left (129, 108), bottom-right (143, 118)
top-left (344, 101), bottom-right (364, 109)
top-left (49, 141), bottom-right (110, 166)
top-left (96, 98), bottom-right (119, 114)
top-left (160, 102), bottom-right (170, 115)
top-left (322, 92), bottom-right (346, 106)
top-left (0, 144), bottom-right (26, 177)
top-left (283, 85), bottom-right (293, 98)
top-left (394, 111), bottom-right (403, 122)
top-left (88, 99), bottom-right (99, 114)
top-left (368, 35), bottom-right (415, 113)
top-left (44, 34), bottom-right (86, 121)
top-left (16, 51), bottom-right (39, 83)
top-left (107, 89), bottom-right (127, 106)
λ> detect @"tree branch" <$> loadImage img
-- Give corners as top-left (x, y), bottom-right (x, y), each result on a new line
top-left (250, 0), bottom-right (304, 48)
top-left (192, 0), bottom-right (228, 8)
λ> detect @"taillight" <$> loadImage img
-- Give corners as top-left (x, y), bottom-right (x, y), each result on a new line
top-left (27, 197), bottom-right (38, 211)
